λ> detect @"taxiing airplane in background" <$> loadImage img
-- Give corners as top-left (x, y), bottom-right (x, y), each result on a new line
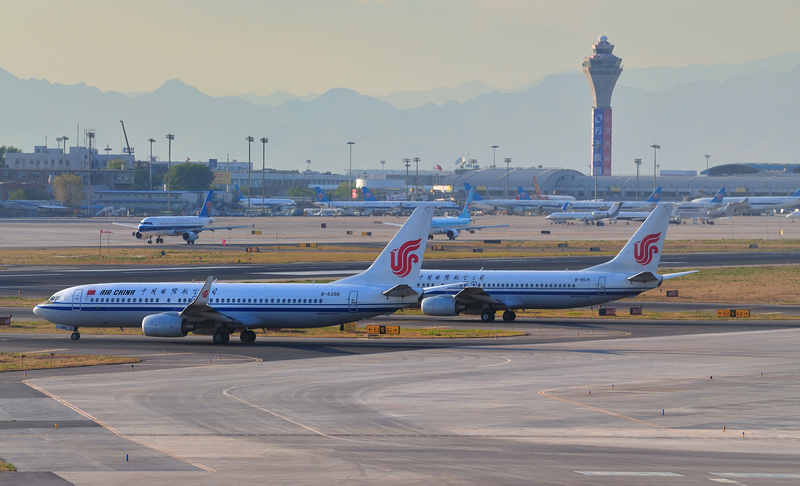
top-left (673, 200), bottom-right (742, 222)
top-left (35, 206), bottom-right (435, 344)
top-left (234, 185), bottom-right (296, 211)
top-left (546, 202), bottom-right (622, 223)
top-left (384, 190), bottom-right (510, 240)
top-left (464, 183), bottom-right (562, 213)
top-left (417, 204), bottom-right (695, 322)
top-left (690, 188), bottom-right (800, 214)
top-left (113, 191), bottom-right (250, 244)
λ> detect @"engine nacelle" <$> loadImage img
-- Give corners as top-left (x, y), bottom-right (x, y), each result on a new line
top-left (421, 296), bottom-right (464, 316)
top-left (182, 231), bottom-right (199, 242)
top-left (142, 314), bottom-right (193, 337)
top-left (135, 232), bottom-right (143, 239)
top-left (446, 229), bottom-right (460, 240)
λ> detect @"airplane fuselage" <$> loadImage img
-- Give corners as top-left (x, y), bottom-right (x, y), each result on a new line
top-left (35, 281), bottom-right (417, 330)
top-left (135, 216), bottom-right (214, 237)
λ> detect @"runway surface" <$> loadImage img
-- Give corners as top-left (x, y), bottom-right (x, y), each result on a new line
top-left (3, 250), bottom-right (800, 298)
top-left (1, 318), bottom-right (799, 485)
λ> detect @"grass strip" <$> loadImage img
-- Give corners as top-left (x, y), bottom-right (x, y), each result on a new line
top-left (0, 460), bottom-right (16, 472)
top-left (0, 351), bottom-right (139, 373)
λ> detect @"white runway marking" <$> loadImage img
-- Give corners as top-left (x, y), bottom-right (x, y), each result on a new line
top-left (711, 473), bottom-right (800, 478)
top-left (576, 471), bottom-right (683, 476)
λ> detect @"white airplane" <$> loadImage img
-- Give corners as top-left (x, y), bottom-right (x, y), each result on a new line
top-left (691, 188), bottom-right (800, 214)
top-left (675, 201), bottom-right (741, 222)
top-left (34, 206), bottom-right (435, 344)
top-left (673, 188), bottom-right (725, 218)
top-left (523, 176), bottom-right (576, 201)
top-left (565, 187), bottom-right (663, 212)
top-left (113, 191), bottom-right (250, 244)
top-left (234, 185), bottom-right (296, 211)
top-left (384, 190), bottom-right (510, 240)
top-left (546, 202), bottom-right (622, 223)
top-left (417, 203), bottom-right (695, 322)
top-left (315, 187), bottom-right (459, 214)
top-left (464, 183), bottom-right (563, 214)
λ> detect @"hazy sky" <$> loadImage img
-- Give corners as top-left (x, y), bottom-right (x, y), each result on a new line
top-left (1, 0), bottom-right (799, 97)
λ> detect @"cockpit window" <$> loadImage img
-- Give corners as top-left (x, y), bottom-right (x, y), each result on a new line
top-left (49, 295), bottom-right (57, 302)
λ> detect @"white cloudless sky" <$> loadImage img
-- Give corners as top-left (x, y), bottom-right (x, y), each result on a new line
top-left (1, 0), bottom-right (799, 97)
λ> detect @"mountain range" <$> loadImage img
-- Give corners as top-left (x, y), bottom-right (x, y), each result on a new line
top-left (1, 50), bottom-right (799, 175)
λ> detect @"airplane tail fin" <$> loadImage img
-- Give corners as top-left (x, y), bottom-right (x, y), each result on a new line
top-left (533, 176), bottom-right (543, 197)
top-left (588, 203), bottom-right (673, 276)
top-left (458, 190), bottom-right (475, 218)
top-left (463, 183), bottom-right (485, 201)
top-left (233, 185), bottom-right (243, 202)
top-left (561, 202), bottom-right (570, 211)
top-left (791, 188), bottom-right (800, 197)
top-left (337, 206), bottom-right (434, 287)
top-left (198, 191), bottom-right (213, 218)
top-left (710, 187), bottom-right (725, 204)
top-left (315, 186), bottom-right (332, 203)
top-left (607, 202), bottom-right (622, 218)
top-left (646, 187), bottom-right (662, 203)
top-left (518, 187), bottom-right (532, 200)
top-left (362, 187), bottom-right (378, 201)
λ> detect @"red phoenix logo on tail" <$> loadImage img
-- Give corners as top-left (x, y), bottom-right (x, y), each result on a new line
top-left (633, 232), bottom-right (661, 265)
top-left (390, 239), bottom-right (422, 277)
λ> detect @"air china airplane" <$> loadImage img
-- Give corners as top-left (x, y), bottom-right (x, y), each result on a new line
top-left (384, 190), bottom-right (510, 240)
top-left (417, 204), bottom-right (695, 322)
top-left (545, 202), bottom-right (622, 223)
top-left (34, 206), bottom-right (435, 344)
top-left (113, 191), bottom-right (249, 244)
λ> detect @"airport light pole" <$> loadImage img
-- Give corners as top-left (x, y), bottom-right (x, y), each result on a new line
top-left (504, 157), bottom-right (512, 199)
top-left (347, 141), bottom-right (355, 198)
top-left (403, 158), bottom-right (411, 199)
top-left (412, 157), bottom-right (421, 200)
top-left (86, 130), bottom-right (95, 217)
top-left (650, 144), bottom-right (661, 190)
top-left (246, 136), bottom-right (254, 210)
top-left (380, 160), bottom-right (385, 179)
top-left (634, 158), bottom-right (642, 201)
top-left (705, 154), bottom-right (710, 174)
top-left (61, 136), bottom-right (68, 168)
top-left (166, 133), bottom-right (174, 212)
top-left (148, 138), bottom-right (155, 191)
top-left (491, 145), bottom-right (499, 169)
top-left (306, 160), bottom-right (311, 172)
top-left (260, 137), bottom-right (268, 215)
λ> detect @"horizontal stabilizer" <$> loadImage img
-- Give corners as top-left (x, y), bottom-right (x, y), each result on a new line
top-left (382, 284), bottom-right (419, 298)
top-left (627, 271), bottom-right (659, 283)
top-left (662, 270), bottom-right (699, 280)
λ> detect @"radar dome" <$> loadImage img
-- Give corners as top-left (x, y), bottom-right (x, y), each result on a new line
top-left (599, 35), bottom-right (608, 42)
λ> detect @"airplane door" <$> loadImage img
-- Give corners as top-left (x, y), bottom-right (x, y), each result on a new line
top-left (597, 277), bottom-right (606, 296)
top-left (348, 291), bottom-right (358, 313)
top-left (72, 289), bottom-right (83, 311)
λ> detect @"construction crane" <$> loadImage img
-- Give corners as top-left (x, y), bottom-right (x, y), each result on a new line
top-left (119, 120), bottom-right (134, 156)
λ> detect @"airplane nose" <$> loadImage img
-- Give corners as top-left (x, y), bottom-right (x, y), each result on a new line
top-left (33, 305), bottom-right (46, 318)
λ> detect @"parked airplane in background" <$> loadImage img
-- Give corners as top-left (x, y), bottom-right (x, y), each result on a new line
top-left (113, 191), bottom-right (250, 244)
top-left (546, 202), bottom-right (623, 223)
top-left (316, 187), bottom-right (459, 214)
top-left (35, 207), bottom-right (435, 343)
top-left (565, 187), bottom-right (663, 212)
top-left (524, 177), bottom-right (576, 201)
top-left (673, 188), bottom-right (726, 219)
top-left (234, 185), bottom-right (296, 211)
top-left (384, 190), bottom-right (510, 240)
top-left (464, 183), bottom-right (562, 213)
top-left (417, 204), bottom-right (695, 322)
top-left (690, 188), bottom-right (800, 214)
top-left (0, 199), bottom-right (69, 214)
top-left (674, 200), bottom-right (741, 222)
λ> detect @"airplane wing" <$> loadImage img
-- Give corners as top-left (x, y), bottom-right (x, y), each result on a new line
top-left (451, 287), bottom-right (506, 306)
top-left (661, 270), bottom-right (699, 280)
top-left (191, 224), bottom-right (253, 233)
top-left (112, 222), bottom-right (141, 229)
top-left (178, 276), bottom-right (259, 326)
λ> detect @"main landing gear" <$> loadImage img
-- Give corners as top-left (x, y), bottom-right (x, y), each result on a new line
top-left (147, 237), bottom-right (164, 244)
top-left (502, 310), bottom-right (516, 322)
top-left (212, 332), bottom-right (230, 345)
top-left (480, 310), bottom-right (517, 322)
top-left (70, 331), bottom-right (81, 341)
top-left (240, 330), bottom-right (256, 343)
top-left (481, 311), bottom-right (495, 322)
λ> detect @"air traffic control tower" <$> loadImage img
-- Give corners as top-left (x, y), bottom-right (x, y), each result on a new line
top-left (583, 35), bottom-right (622, 176)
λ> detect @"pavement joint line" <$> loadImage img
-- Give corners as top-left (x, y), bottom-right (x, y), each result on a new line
top-left (22, 379), bottom-right (216, 472)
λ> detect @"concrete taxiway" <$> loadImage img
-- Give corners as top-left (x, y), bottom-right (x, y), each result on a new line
top-left (1, 319), bottom-right (799, 485)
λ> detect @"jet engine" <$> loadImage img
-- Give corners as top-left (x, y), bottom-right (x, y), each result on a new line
top-left (182, 231), bottom-right (199, 242)
top-left (446, 229), bottom-right (460, 240)
top-left (421, 296), bottom-right (465, 316)
top-left (135, 232), bottom-right (143, 239)
top-left (142, 314), bottom-right (194, 337)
